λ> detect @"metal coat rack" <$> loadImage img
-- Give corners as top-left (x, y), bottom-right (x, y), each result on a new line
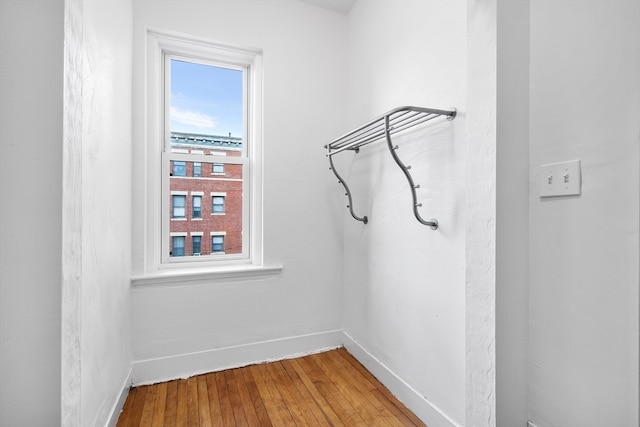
top-left (325, 105), bottom-right (457, 229)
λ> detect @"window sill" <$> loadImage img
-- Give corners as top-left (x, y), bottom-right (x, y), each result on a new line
top-left (131, 264), bottom-right (283, 287)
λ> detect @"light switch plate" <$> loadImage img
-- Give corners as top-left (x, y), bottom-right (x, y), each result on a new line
top-left (540, 159), bottom-right (581, 197)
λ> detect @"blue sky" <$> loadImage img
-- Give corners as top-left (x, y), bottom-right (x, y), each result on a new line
top-left (170, 59), bottom-right (243, 137)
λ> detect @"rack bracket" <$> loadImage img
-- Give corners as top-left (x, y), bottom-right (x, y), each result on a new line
top-left (326, 105), bottom-right (456, 228)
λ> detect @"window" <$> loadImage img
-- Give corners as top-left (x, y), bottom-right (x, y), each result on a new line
top-left (171, 236), bottom-right (185, 256)
top-left (164, 54), bottom-right (246, 261)
top-left (212, 163), bottom-right (224, 174)
top-left (211, 235), bottom-right (224, 253)
top-left (172, 161), bottom-right (186, 176)
top-left (192, 195), bottom-right (202, 218)
top-left (172, 195), bottom-right (186, 218)
top-left (212, 195), bottom-right (225, 214)
top-left (136, 30), bottom-right (267, 278)
top-left (192, 235), bottom-right (201, 255)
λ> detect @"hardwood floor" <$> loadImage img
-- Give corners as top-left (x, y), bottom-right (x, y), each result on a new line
top-left (117, 348), bottom-right (426, 427)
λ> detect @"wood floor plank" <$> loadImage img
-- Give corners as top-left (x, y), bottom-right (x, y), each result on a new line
top-left (293, 355), bottom-right (368, 426)
top-left (186, 377), bottom-right (199, 427)
top-left (281, 358), bottom-right (339, 426)
top-left (197, 375), bottom-right (212, 427)
top-left (127, 385), bottom-right (149, 427)
top-left (239, 364), bottom-right (273, 427)
top-left (117, 349), bottom-right (427, 427)
top-left (223, 370), bottom-right (249, 426)
top-left (163, 380), bottom-right (178, 427)
top-left (337, 348), bottom-right (426, 427)
top-left (204, 373), bottom-right (224, 427)
top-left (370, 388), bottom-right (422, 427)
top-left (140, 382), bottom-right (159, 426)
top-left (265, 361), bottom-right (312, 426)
top-left (175, 380), bottom-right (188, 427)
top-left (249, 363), bottom-right (296, 426)
top-left (324, 350), bottom-right (403, 427)
top-left (215, 370), bottom-right (237, 426)
top-left (116, 387), bottom-right (135, 427)
top-left (229, 368), bottom-right (261, 426)
top-left (285, 357), bottom-right (346, 427)
top-left (314, 351), bottom-right (393, 427)
top-left (151, 381), bottom-right (168, 427)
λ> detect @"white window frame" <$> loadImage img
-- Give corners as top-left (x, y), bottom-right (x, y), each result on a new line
top-left (134, 29), bottom-right (273, 282)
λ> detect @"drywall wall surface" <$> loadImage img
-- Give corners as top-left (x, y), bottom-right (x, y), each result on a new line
top-left (76, 1), bottom-right (134, 426)
top-left (529, 1), bottom-right (640, 426)
top-left (61, 1), bottom-right (83, 423)
top-left (131, 1), bottom-right (346, 368)
top-left (0, 1), bottom-right (64, 425)
top-left (495, 1), bottom-right (529, 426)
top-left (343, 1), bottom-right (467, 425)
top-left (464, 1), bottom-right (497, 426)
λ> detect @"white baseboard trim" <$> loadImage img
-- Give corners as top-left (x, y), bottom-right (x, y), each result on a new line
top-left (342, 331), bottom-right (461, 427)
top-left (131, 329), bottom-right (344, 386)
top-left (106, 368), bottom-right (132, 427)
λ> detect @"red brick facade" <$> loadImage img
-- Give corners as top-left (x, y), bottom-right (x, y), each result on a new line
top-left (168, 133), bottom-right (243, 257)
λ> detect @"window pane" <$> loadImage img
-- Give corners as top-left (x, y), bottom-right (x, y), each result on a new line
top-left (169, 165), bottom-right (243, 256)
top-left (192, 195), bottom-right (202, 218)
top-left (212, 196), bottom-right (225, 214)
top-left (212, 235), bottom-right (224, 253)
top-left (172, 195), bottom-right (186, 218)
top-left (213, 163), bottom-right (224, 174)
top-left (165, 58), bottom-right (245, 260)
top-left (192, 236), bottom-right (201, 255)
top-left (170, 60), bottom-right (243, 139)
top-left (172, 236), bottom-right (185, 256)
top-left (172, 161), bottom-right (186, 176)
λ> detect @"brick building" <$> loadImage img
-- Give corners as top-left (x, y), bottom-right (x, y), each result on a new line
top-left (169, 132), bottom-right (243, 257)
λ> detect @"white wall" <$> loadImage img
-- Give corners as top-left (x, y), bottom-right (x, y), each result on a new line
top-left (130, 0), bottom-right (347, 382)
top-left (343, 2), bottom-right (467, 426)
top-left (0, 1), bottom-right (64, 425)
top-left (529, 1), bottom-right (640, 426)
top-left (465, 1), bottom-right (498, 425)
top-left (496, 1), bottom-right (529, 426)
top-left (76, 1), bottom-right (133, 425)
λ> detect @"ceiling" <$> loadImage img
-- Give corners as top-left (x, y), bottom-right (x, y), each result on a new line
top-left (298, 0), bottom-right (356, 15)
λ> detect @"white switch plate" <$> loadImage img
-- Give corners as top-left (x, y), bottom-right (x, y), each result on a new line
top-left (540, 159), bottom-right (581, 197)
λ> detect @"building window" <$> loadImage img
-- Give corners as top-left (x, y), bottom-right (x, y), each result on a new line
top-left (212, 163), bottom-right (224, 175)
top-left (139, 30), bottom-right (264, 271)
top-left (172, 195), bottom-right (186, 218)
top-left (192, 195), bottom-right (202, 218)
top-left (171, 236), bottom-right (185, 256)
top-left (212, 195), bottom-right (225, 214)
top-left (211, 235), bottom-right (224, 253)
top-left (192, 235), bottom-right (201, 255)
top-left (172, 161), bottom-right (186, 176)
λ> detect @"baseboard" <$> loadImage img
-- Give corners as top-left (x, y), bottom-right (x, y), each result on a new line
top-left (106, 368), bottom-right (132, 427)
top-left (131, 329), bottom-right (343, 386)
top-left (342, 331), bottom-right (461, 427)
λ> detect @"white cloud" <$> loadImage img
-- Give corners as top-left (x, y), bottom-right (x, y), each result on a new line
top-left (171, 107), bottom-right (218, 130)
